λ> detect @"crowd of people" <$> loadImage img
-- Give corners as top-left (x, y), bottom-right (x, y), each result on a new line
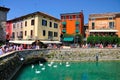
top-left (0, 40), bottom-right (62, 55)
top-left (0, 40), bottom-right (119, 56)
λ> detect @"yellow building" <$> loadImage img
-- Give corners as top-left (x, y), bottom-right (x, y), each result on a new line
top-left (86, 12), bottom-right (120, 37)
top-left (7, 12), bottom-right (60, 42)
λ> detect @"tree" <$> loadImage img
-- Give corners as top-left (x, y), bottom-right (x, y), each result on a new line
top-left (75, 34), bottom-right (83, 44)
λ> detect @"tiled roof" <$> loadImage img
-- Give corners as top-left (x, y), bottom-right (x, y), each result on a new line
top-left (60, 11), bottom-right (83, 16)
top-left (7, 11), bottom-right (60, 22)
top-left (89, 12), bottom-right (120, 18)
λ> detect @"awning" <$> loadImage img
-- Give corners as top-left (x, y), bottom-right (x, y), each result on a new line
top-left (63, 37), bottom-right (74, 41)
top-left (41, 41), bottom-right (62, 44)
top-left (89, 30), bottom-right (118, 32)
top-left (9, 40), bottom-right (62, 44)
top-left (9, 40), bottom-right (34, 44)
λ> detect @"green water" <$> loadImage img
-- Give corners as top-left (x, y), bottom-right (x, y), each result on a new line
top-left (13, 61), bottom-right (120, 80)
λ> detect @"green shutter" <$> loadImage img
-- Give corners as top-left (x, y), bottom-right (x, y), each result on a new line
top-left (76, 21), bottom-right (79, 25)
top-left (76, 30), bottom-right (79, 33)
top-left (62, 29), bottom-right (66, 32)
top-left (62, 22), bottom-right (66, 25)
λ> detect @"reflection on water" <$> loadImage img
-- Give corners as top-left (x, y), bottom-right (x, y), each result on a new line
top-left (13, 61), bottom-right (120, 80)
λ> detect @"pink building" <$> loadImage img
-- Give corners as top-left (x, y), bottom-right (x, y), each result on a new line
top-left (6, 21), bottom-right (12, 40)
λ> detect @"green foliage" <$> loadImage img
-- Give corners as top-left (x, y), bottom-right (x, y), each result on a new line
top-left (75, 34), bottom-right (83, 43)
top-left (87, 35), bottom-right (119, 45)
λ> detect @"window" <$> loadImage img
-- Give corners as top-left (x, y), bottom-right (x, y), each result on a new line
top-left (21, 22), bottom-right (23, 28)
top-left (17, 32), bottom-right (18, 37)
top-left (43, 30), bottom-right (46, 36)
top-left (13, 24), bottom-right (15, 29)
top-left (25, 21), bottom-right (27, 26)
top-left (76, 15), bottom-right (79, 20)
top-left (20, 31), bottom-right (23, 38)
top-left (49, 22), bottom-right (52, 27)
top-left (48, 31), bottom-right (53, 36)
top-left (63, 24), bottom-right (66, 28)
top-left (54, 32), bottom-right (58, 37)
top-left (109, 22), bottom-right (114, 29)
top-left (63, 16), bottom-right (66, 19)
top-left (69, 16), bottom-right (72, 19)
top-left (42, 19), bottom-right (47, 26)
top-left (76, 24), bottom-right (79, 27)
top-left (31, 19), bottom-right (35, 25)
top-left (76, 26), bottom-right (79, 30)
top-left (91, 18), bottom-right (95, 21)
top-left (48, 31), bottom-right (53, 40)
top-left (17, 23), bottom-right (19, 28)
top-left (54, 23), bottom-right (58, 28)
top-left (25, 31), bottom-right (27, 36)
top-left (31, 30), bottom-right (33, 37)
top-left (92, 22), bottom-right (95, 29)
top-left (108, 17), bottom-right (113, 20)
top-left (12, 32), bottom-right (15, 38)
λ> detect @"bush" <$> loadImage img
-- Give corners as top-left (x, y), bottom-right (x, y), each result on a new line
top-left (87, 35), bottom-right (119, 46)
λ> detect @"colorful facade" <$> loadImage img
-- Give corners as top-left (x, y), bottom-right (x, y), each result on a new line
top-left (7, 12), bottom-right (60, 41)
top-left (60, 11), bottom-right (84, 42)
top-left (86, 12), bottom-right (120, 37)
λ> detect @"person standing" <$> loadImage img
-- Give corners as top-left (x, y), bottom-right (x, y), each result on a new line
top-left (0, 46), bottom-right (4, 55)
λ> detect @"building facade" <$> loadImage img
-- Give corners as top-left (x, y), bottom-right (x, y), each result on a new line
top-left (86, 12), bottom-right (120, 37)
top-left (60, 11), bottom-right (84, 42)
top-left (7, 12), bottom-right (60, 41)
top-left (0, 6), bottom-right (10, 42)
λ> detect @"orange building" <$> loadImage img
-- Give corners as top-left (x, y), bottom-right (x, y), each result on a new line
top-left (60, 11), bottom-right (84, 42)
top-left (86, 12), bottom-right (120, 37)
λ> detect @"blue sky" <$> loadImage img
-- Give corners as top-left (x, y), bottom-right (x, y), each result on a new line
top-left (0, 0), bottom-right (120, 24)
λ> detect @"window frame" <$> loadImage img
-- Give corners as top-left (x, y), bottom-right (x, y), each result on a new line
top-left (42, 19), bottom-right (47, 26)
top-left (54, 23), bottom-right (58, 28)
top-left (31, 19), bottom-right (35, 25)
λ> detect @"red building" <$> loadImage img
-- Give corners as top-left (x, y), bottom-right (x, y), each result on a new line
top-left (6, 21), bottom-right (12, 40)
top-left (60, 11), bottom-right (84, 43)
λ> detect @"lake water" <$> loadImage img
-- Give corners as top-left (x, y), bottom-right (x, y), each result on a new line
top-left (13, 61), bottom-right (120, 80)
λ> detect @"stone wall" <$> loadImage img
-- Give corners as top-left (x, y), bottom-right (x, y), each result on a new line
top-left (0, 49), bottom-right (49, 80)
top-left (0, 54), bottom-right (22, 80)
top-left (48, 48), bottom-right (120, 61)
top-left (0, 48), bottom-right (120, 80)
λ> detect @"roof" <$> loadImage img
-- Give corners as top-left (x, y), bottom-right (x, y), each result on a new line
top-left (0, 6), bottom-right (10, 11)
top-left (7, 11), bottom-right (60, 22)
top-left (84, 23), bottom-right (88, 26)
top-left (60, 11), bottom-right (83, 16)
top-left (89, 12), bottom-right (120, 18)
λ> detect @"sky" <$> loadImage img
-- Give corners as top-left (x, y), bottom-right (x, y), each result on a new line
top-left (0, 0), bottom-right (120, 24)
